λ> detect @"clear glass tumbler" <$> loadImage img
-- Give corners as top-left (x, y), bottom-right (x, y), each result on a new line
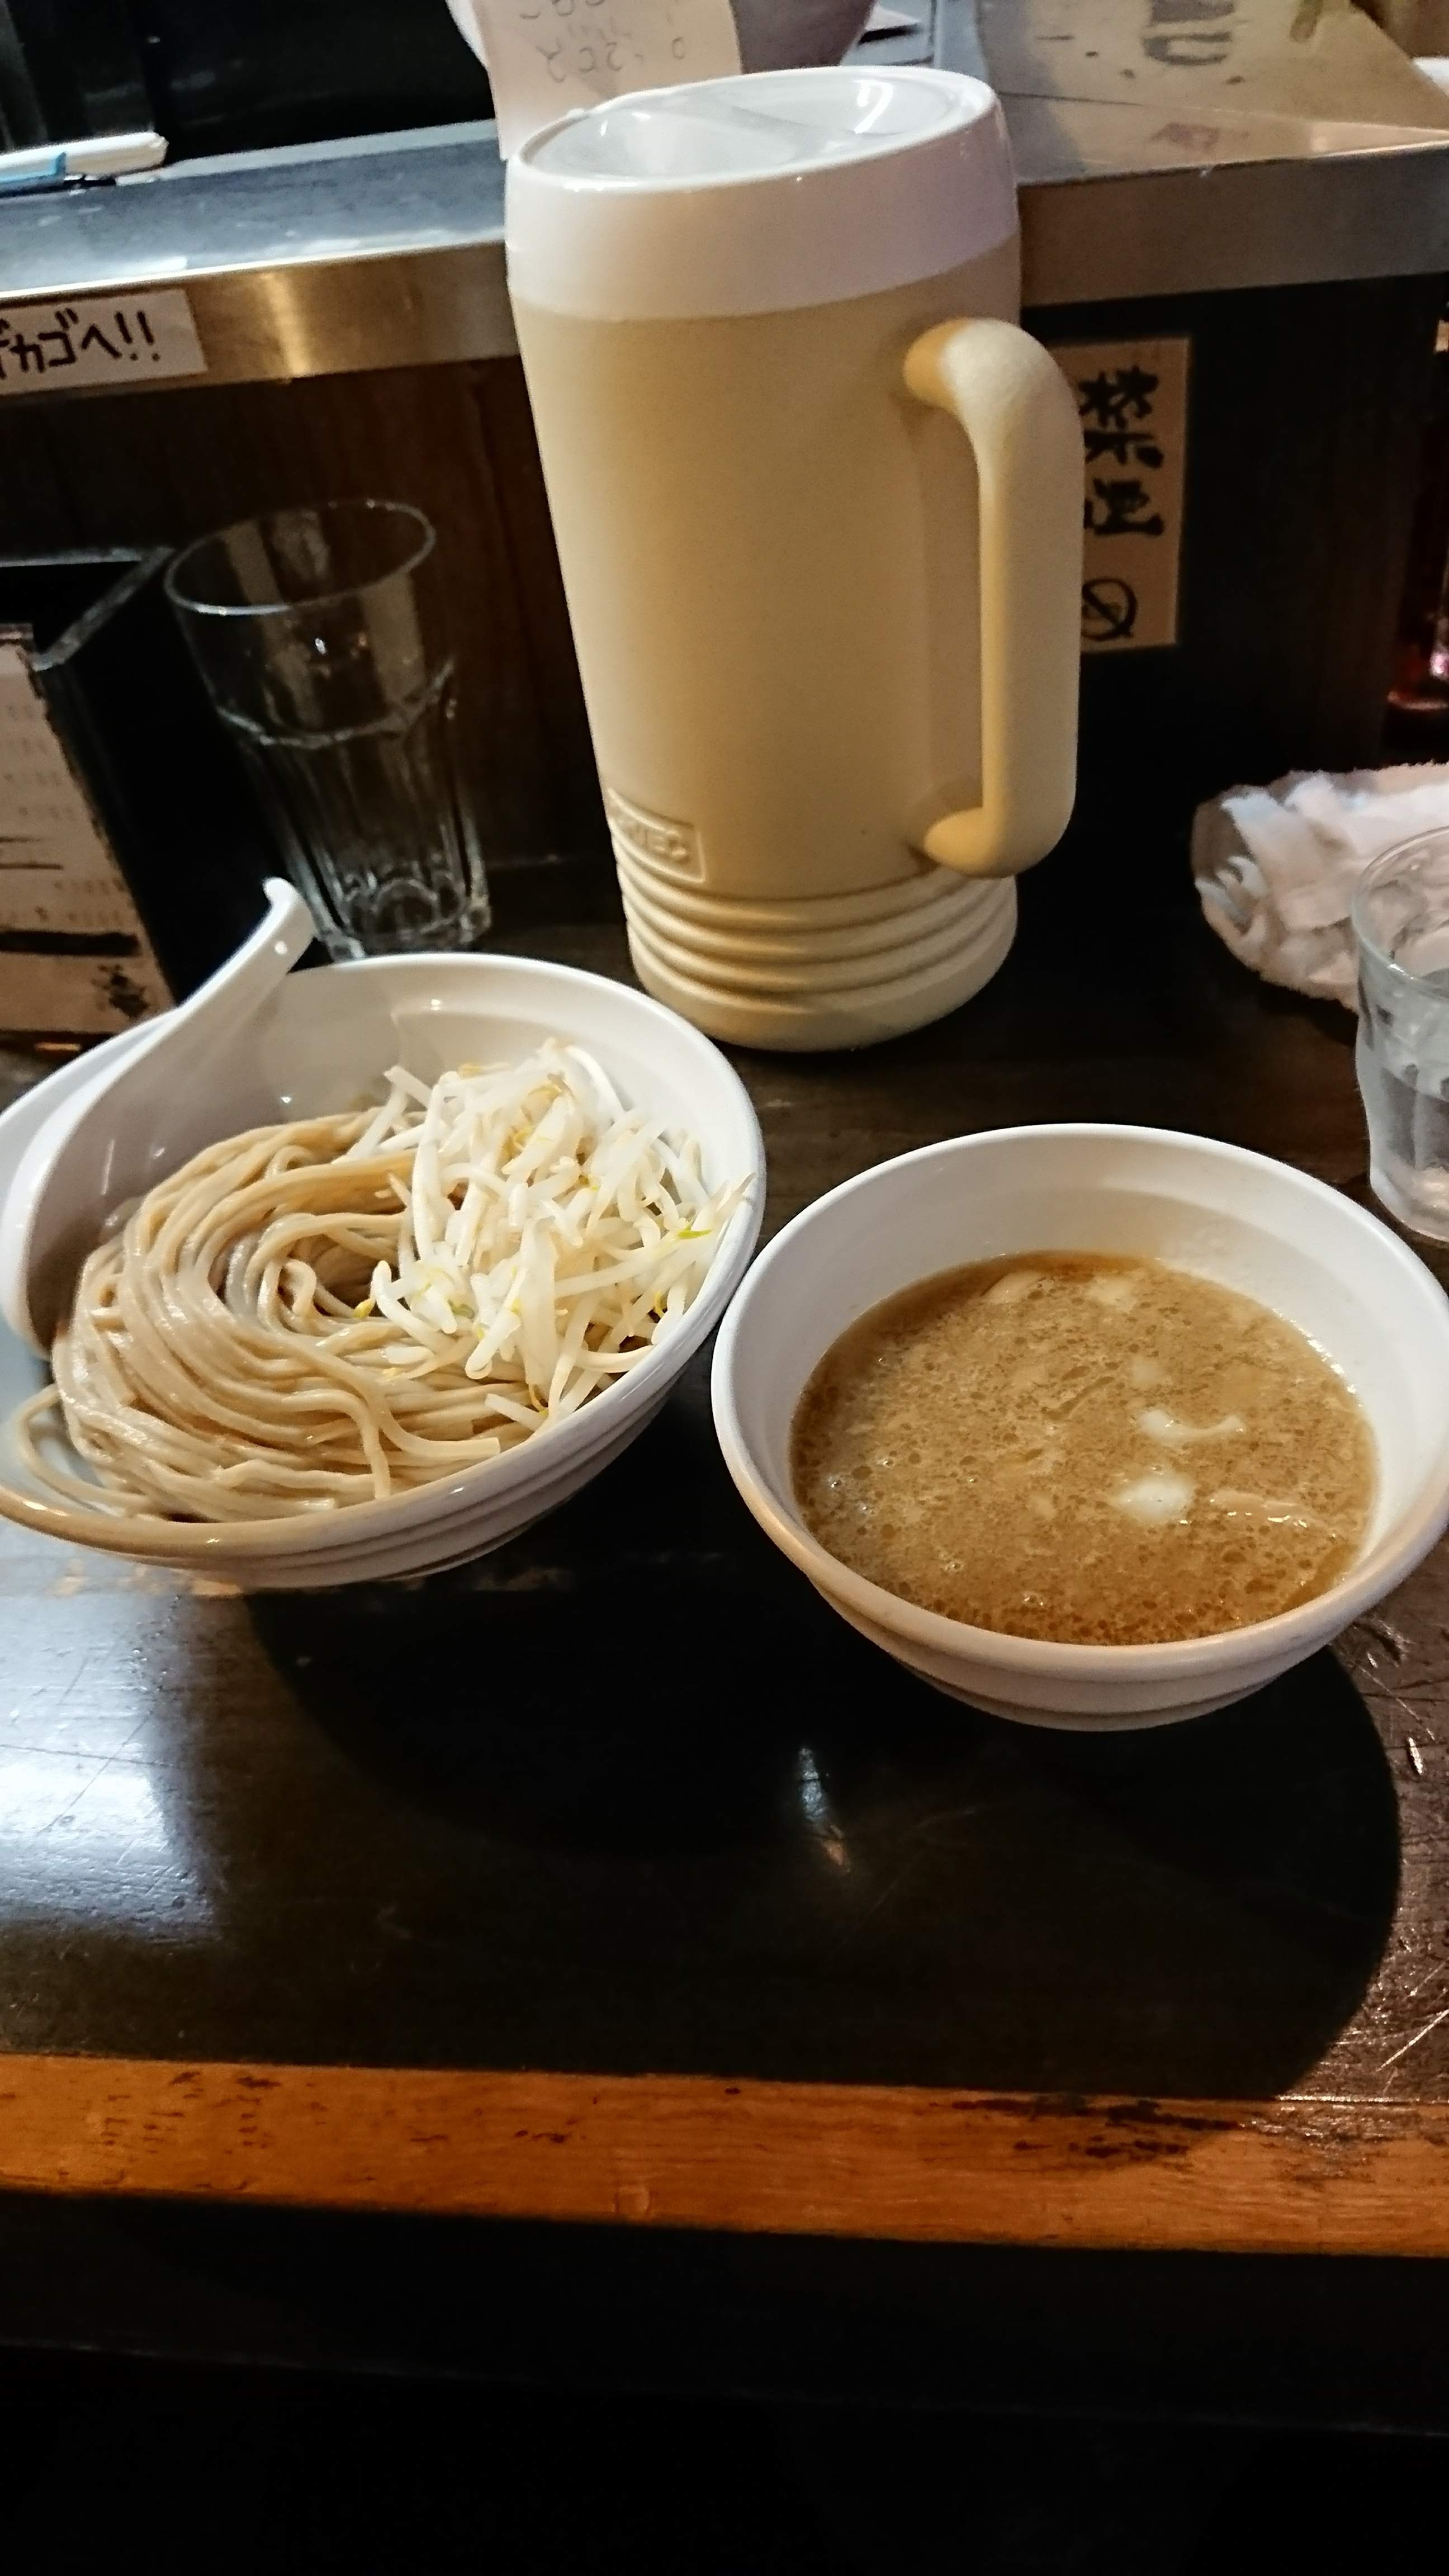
top-left (166, 500), bottom-right (492, 960)
top-left (1353, 828), bottom-right (1449, 1239)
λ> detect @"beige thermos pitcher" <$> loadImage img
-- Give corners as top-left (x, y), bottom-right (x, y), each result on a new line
top-left (506, 67), bottom-right (1083, 1050)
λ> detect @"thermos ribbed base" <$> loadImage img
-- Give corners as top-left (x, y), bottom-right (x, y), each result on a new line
top-left (615, 854), bottom-right (1017, 1051)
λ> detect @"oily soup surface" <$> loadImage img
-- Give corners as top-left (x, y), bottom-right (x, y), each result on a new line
top-left (790, 1253), bottom-right (1375, 1646)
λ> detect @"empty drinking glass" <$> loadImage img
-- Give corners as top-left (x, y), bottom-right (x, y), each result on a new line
top-left (1354, 828), bottom-right (1449, 1239)
top-left (167, 501), bottom-right (491, 960)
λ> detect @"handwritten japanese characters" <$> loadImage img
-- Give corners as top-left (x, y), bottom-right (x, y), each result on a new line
top-left (1054, 338), bottom-right (1190, 652)
top-left (466, 0), bottom-right (740, 155)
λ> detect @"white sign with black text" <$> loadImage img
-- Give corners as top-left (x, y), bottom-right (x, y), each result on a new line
top-left (1053, 338), bottom-right (1191, 653)
top-left (0, 290), bottom-right (206, 397)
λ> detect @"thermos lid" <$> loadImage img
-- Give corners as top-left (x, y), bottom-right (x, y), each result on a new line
top-left (505, 67), bottom-right (1016, 323)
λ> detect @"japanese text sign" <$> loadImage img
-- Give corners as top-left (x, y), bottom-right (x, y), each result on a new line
top-left (0, 291), bottom-right (206, 396)
top-left (1053, 338), bottom-right (1190, 652)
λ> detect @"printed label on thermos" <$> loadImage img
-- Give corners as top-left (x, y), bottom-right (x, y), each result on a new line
top-left (604, 785), bottom-right (704, 880)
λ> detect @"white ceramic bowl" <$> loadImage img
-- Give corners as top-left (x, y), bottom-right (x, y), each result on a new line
top-left (712, 1123), bottom-right (1449, 1731)
top-left (0, 954), bottom-right (763, 1589)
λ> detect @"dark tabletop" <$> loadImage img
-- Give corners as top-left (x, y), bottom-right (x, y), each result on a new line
top-left (4, 879), bottom-right (1449, 2421)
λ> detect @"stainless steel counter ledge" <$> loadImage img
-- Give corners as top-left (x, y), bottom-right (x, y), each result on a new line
top-left (0, 1), bottom-right (1447, 389)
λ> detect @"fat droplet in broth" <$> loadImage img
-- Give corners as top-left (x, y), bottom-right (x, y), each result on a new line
top-left (983, 1269), bottom-right (1042, 1308)
top-left (1209, 1486), bottom-right (1327, 1531)
top-left (1138, 1405), bottom-right (1246, 1447)
top-left (1085, 1272), bottom-right (1139, 1311)
top-left (1112, 1467), bottom-right (1195, 1526)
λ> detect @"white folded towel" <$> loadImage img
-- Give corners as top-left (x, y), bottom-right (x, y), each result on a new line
top-left (1192, 764), bottom-right (1449, 1008)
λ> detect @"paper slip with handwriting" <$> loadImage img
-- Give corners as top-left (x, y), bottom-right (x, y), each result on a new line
top-left (465, 0), bottom-right (741, 157)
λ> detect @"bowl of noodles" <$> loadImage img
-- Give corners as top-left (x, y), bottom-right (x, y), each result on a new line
top-left (0, 953), bottom-right (764, 1589)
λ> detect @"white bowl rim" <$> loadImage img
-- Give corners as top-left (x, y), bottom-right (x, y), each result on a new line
top-left (712, 1120), bottom-right (1449, 1680)
top-left (2, 949), bottom-right (764, 1561)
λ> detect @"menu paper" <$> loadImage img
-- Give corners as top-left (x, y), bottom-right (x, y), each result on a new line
top-left (0, 641), bottom-right (168, 1033)
top-left (463, 0), bottom-right (742, 157)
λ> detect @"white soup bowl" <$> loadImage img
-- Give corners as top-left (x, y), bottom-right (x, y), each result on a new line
top-left (712, 1123), bottom-right (1449, 1730)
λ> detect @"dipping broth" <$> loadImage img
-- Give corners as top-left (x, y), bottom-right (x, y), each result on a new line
top-left (790, 1252), bottom-right (1375, 1646)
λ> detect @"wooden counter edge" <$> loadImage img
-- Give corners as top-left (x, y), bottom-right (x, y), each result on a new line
top-left (0, 2059), bottom-right (1445, 2252)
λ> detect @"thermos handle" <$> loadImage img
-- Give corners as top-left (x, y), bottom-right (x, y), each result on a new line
top-left (903, 319), bottom-right (1084, 878)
